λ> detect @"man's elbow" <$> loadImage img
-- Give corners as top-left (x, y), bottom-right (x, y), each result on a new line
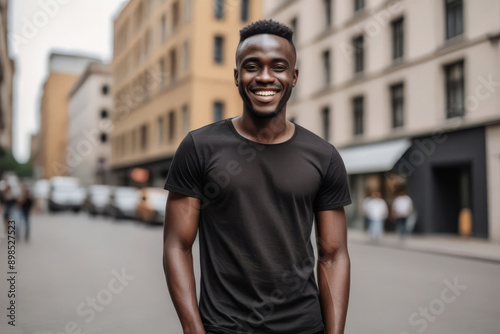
top-left (318, 246), bottom-right (350, 267)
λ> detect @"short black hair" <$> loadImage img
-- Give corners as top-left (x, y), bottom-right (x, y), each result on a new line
top-left (239, 19), bottom-right (295, 51)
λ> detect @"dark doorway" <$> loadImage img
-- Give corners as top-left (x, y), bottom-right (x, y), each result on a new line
top-left (432, 164), bottom-right (471, 234)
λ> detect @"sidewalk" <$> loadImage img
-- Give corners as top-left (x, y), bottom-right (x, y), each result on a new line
top-left (347, 229), bottom-right (500, 264)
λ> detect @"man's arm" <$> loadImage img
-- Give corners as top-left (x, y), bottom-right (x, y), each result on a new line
top-left (163, 191), bottom-right (205, 334)
top-left (315, 207), bottom-right (350, 334)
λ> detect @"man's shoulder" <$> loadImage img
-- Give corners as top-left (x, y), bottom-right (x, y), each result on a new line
top-left (295, 122), bottom-right (337, 154)
top-left (187, 118), bottom-right (229, 141)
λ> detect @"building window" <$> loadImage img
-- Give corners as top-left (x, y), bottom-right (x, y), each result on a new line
top-left (322, 107), bottom-right (330, 141)
top-left (185, 0), bottom-right (191, 21)
top-left (140, 125), bottom-right (148, 151)
top-left (354, 0), bottom-right (365, 12)
top-left (215, 0), bottom-right (224, 19)
top-left (445, 60), bottom-right (465, 118)
top-left (392, 17), bottom-right (404, 60)
top-left (168, 111), bottom-right (176, 142)
top-left (102, 84), bottom-right (109, 95)
top-left (100, 133), bottom-right (108, 143)
top-left (158, 117), bottom-right (164, 144)
top-left (324, 0), bottom-right (332, 28)
top-left (100, 109), bottom-right (108, 119)
top-left (353, 96), bottom-right (364, 136)
top-left (214, 36), bottom-right (224, 64)
top-left (290, 17), bottom-right (298, 43)
top-left (353, 35), bottom-right (364, 73)
top-left (182, 105), bottom-right (190, 134)
top-left (446, 0), bottom-right (463, 40)
top-left (183, 41), bottom-right (189, 71)
top-left (391, 83), bottom-right (404, 128)
top-left (322, 50), bottom-right (331, 87)
top-left (213, 101), bottom-right (224, 122)
top-left (172, 1), bottom-right (179, 31)
top-left (159, 58), bottom-right (165, 88)
top-left (241, 0), bottom-right (249, 21)
top-left (170, 49), bottom-right (177, 84)
top-left (161, 15), bottom-right (167, 44)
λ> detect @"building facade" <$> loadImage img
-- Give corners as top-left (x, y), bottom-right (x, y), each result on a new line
top-left (67, 62), bottom-right (113, 185)
top-left (37, 53), bottom-right (98, 179)
top-left (266, 0), bottom-right (500, 240)
top-left (0, 0), bottom-right (14, 153)
top-left (111, 0), bottom-right (262, 187)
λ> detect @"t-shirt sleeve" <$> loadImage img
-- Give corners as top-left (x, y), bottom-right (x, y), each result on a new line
top-left (164, 133), bottom-right (204, 199)
top-left (313, 147), bottom-right (352, 211)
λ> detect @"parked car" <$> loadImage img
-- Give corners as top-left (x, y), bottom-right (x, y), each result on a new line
top-left (48, 177), bottom-right (86, 213)
top-left (136, 187), bottom-right (168, 224)
top-left (105, 187), bottom-right (140, 220)
top-left (84, 185), bottom-right (112, 216)
top-left (32, 179), bottom-right (50, 212)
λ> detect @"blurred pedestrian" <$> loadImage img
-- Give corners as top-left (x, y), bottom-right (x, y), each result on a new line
top-left (392, 188), bottom-right (414, 238)
top-left (20, 185), bottom-right (34, 241)
top-left (10, 197), bottom-right (25, 240)
top-left (363, 191), bottom-right (388, 240)
top-left (1, 185), bottom-right (16, 233)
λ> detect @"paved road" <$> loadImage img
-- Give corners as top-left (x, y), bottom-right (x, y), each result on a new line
top-left (0, 212), bottom-right (499, 334)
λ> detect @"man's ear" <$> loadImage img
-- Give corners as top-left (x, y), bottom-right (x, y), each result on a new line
top-left (292, 68), bottom-right (299, 87)
top-left (234, 68), bottom-right (239, 87)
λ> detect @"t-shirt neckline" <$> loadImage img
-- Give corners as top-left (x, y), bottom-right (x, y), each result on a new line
top-left (225, 117), bottom-right (298, 147)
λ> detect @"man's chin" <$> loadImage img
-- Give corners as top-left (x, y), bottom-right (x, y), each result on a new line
top-left (246, 104), bottom-right (283, 119)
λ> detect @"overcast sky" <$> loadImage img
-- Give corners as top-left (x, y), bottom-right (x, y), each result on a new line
top-left (8, 0), bottom-right (129, 163)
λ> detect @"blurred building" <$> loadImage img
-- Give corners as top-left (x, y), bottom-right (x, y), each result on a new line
top-left (266, 0), bottom-right (500, 240)
top-left (0, 0), bottom-right (14, 154)
top-left (67, 61), bottom-right (113, 185)
top-left (111, 0), bottom-right (262, 187)
top-left (36, 53), bottom-right (98, 179)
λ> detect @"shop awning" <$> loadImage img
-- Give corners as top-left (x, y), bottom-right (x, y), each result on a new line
top-left (338, 139), bottom-right (411, 175)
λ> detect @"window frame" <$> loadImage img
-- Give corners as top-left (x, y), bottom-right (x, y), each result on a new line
top-left (445, 60), bottom-right (465, 118)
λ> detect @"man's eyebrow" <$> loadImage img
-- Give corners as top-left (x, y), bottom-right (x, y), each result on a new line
top-left (241, 57), bottom-right (290, 66)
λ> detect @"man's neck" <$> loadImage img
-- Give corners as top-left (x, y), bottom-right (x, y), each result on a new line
top-left (232, 112), bottom-right (295, 145)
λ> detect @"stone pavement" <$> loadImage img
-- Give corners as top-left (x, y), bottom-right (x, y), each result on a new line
top-left (348, 229), bottom-right (500, 263)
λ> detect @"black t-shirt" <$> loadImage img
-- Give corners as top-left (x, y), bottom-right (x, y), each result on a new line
top-left (164, 117), bottom-right (351, 334)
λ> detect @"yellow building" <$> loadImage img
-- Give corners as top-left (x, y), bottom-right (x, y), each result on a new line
top-left (37, 53), bottom-right (98, 179)
top-left (0, 0), bottom-right (14, 153)
top-left (111, 0), bottom-right (262, 186)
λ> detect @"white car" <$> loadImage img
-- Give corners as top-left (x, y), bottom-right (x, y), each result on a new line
top-left (84, 185), bottom-right (112, 216)
top-left (105, 187), bottom-right (140, 219)
top-left (48, 177), bottom-right (86, 213)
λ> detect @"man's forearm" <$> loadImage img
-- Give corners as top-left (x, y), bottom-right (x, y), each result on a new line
top-left (163, 247), bottom-right (205, 334)
top-left (317, 249), bottom-right (351, 334)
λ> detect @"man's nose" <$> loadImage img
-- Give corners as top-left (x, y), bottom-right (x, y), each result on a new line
top-left (256, 68), bottom-right (275, 83)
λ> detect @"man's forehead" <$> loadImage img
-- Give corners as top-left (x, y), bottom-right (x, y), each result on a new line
top-left (236, 34), bottom-right (295, 62)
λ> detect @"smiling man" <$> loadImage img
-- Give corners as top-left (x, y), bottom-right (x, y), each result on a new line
top-left (163, 20), bottom-right (352, 334)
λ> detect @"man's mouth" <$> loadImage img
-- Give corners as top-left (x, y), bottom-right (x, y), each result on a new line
top-left (250, 88), bottom-right (280, 103)
top-left (254, 90), bottom-right (277, 96)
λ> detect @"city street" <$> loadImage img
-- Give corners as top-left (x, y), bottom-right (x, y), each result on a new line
top-left (0, 212), bottom-right (499, 334)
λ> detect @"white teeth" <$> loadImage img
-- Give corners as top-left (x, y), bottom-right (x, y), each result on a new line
top-left (255, 91), bottom-right (276, 96)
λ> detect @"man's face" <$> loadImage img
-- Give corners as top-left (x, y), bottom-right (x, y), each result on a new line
top-left (234, 34), bottom-right (298, 119)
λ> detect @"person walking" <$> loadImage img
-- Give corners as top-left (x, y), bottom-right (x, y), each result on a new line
top-left (1, 185), bottom-right (16, 234)
top-left (20, 185), bottom-right (34, 241)
top-left (163, 20), bottom-right (352, 334)
top-left (363, 191), bottom-right (388, 240)
top-left (392, 188), bottom-right (414, 238)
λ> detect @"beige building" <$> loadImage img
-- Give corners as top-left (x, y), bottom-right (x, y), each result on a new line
top-left (266, 0), bottom-right (500, 240)
top-left (68, 62), bottom-right (113, 185)
top-left (0, 0), bottom-right (14, 153)
top-left (37, 53), bottom-right (98, 179)
top-left (111, 0), bottom-right (262, 187)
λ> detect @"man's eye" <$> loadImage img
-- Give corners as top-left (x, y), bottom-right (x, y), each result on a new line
top-left (274, 66), bottom-right (286, 71)
top-left (245, 65), bottom-right (258, 71)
